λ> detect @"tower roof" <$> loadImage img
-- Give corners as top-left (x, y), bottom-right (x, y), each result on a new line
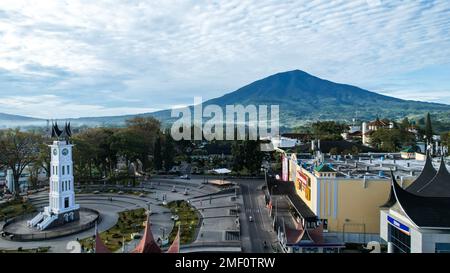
top-left (314, 164), bottom-right (335, 173)
top-left (132, 213), bottom-right (162, 253)
top-left (51, 121), bottom-right (72, 139)
top-left (166, 226), bottom-right (180, 253)
top-left (94, 223), bottom-right (111, 253)
top-left (416, 157), bottom-right (450, 197)
top-left (406, 154), bottom-right (437, 194)
top-left (390, 174), bottom-right (450, 228)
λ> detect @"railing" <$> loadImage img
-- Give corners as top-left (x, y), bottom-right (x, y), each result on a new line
top-left (37, 214), bottom-right (57, 230)
top-left (27, 212), bottom-right (44, 227)
top-left (1, 208), bottom-right (100, 241)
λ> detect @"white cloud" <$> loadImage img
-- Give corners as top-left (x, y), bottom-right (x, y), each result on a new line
top-left (0, 0), bottom-right (449, 117)
top-left (0, 95), bottom-right (158, 119)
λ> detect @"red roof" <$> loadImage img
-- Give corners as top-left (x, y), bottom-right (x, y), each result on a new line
top-left (306, 222), bottom-right (324, 244)
top-left (368, 119), bottom-right (390, 127)
top-left (94, 223), bottom-right (111, 253)
top-left (132, 214), bottom-right (162, 253)
top-left (285, 221), bottom-right (325, 245)
top-left (166, 226), bottom-right (180, 253)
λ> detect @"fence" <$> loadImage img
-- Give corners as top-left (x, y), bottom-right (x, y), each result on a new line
top-left (1, 208), bottom-right (100, 242)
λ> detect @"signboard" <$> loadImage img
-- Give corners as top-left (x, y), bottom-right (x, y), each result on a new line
top-left (298, 171), bottom-right (309, 187)
top-left (282, 154), bottom-right (289, 181)
top-left (387, 215), bottom-right (410, 235)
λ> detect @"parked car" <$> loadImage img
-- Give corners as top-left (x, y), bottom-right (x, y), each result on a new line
top-left (131, 233), bottom-right (141, 240)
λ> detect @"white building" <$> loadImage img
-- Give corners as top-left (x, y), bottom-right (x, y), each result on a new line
top-left (28, 123), bottom-right (80, 230)
top-left (380, 156), bottom-right (450, 253)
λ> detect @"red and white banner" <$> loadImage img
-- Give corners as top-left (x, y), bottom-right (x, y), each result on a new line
top-left (282, 154), bottom-right (289, 181)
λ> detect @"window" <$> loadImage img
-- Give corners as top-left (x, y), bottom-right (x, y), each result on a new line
top-left (436, 243), bottom-right (450, 253)
top-left (64, 197), bottom-right (69, 208)
top-left (388, 224), bottom-right (411, 253)
top-left (67, 165), bottom-right (70, 175)
top-left (62, 166), bottom-right (65, 175)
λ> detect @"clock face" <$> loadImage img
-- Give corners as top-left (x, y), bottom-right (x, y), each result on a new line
top-left (53, 149), bottom-right (58, 156)
top-left (62, 148), bottom-right (69, 156)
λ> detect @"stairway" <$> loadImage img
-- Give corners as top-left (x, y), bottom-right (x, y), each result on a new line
top-left (27, 212), bottom-right (44, 227)
top-left (37, 214), bottom-right (57, 230)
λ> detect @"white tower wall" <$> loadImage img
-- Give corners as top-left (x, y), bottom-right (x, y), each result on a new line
top-left (48, 140), bottom-right (79, 214)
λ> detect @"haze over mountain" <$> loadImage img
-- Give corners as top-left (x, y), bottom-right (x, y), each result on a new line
top-left (1, 70), bottom-right (450, 129)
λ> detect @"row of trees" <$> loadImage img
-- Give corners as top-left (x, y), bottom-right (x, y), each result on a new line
top-left (0, 117), bottom-right (177, 196)
top-left (231, 138), bottom-right (264, 175)
top-left (370, 114), bottom-right (433, 152)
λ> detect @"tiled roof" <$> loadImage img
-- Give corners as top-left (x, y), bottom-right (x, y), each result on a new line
top-left (391, 175), bottom-right (450, 228)
top-left (314, 164), bottom-right (335, 173)
top-left (132, 214), bottom-right (162, 253)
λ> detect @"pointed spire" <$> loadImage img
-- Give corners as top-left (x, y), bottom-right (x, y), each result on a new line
top-left (166, 225), bottom-right (181, 253)
top-left (416, 156), bottom-right (450, 197)
top-left (94, 221), bottom-right (111, 253)
top-left (51, 121), bottom-right (63, 138)
top-left (406, 153), bottom-right (437, 193)
top-left (132, 212), bottom-right (162, 253)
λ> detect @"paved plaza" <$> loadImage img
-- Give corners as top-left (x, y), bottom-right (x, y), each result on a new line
top-left (0, 177), bottom-right (271, 253)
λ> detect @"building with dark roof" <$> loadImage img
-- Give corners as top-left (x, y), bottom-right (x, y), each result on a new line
top-left (278, 150), bottom-right (427, 244)
top-left (406, 155), bottom-right (450, 197)
top-left (380, 158), bottom-right (450, 253)
top-left (265, 177), bottom-right (344, 253)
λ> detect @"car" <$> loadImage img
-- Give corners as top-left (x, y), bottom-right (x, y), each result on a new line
top-left (93, 190), bottom-right (100, 194)
top-left (249, 216), bottom-right (253, 222)
top-left (131, 233), bottom-right (141, 240)
top-left (179, 174), bottom-right (190, 179)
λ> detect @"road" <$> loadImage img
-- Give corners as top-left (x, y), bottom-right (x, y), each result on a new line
top-left (238, 180), bottom-right (278, 253)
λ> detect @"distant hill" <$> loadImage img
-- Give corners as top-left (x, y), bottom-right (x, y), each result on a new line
top-left (0, 113), bottom-right (45, 129)
top-left (1, 70), bottom-right (450, 129)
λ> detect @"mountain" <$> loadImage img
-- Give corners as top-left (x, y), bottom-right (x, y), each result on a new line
top-left (1, 70), bottom-right (450, 129)
top-left (0, 113), bottom-right (45, 129)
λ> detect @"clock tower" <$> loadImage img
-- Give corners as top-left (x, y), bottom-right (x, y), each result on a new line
top-left (28, 122), bottom-right (80, 230)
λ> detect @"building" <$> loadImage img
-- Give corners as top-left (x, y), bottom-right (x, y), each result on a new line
top-left (362, 118), bottom-right (394, 146)
top-left (266, 177), bottom-right (344, 253)
top-left (28, 122), bottom-right (80, 230)
top-left (279, 150), bottom-right (423, 243)
top-left (3, 165), bottom-right (47, 194)
top-left (400, 147), bottom-right (416, 159)
top-left (380, 156), bottom-right (450, 253)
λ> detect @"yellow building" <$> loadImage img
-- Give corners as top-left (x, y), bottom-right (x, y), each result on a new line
top-left (283, 152), bottom-right (416, 242)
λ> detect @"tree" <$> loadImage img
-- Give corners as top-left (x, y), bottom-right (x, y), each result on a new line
top-left (125, 117), bottom-right (161, 171)
top-left (311, 121), bottom-right (346, 140)
top-left (231, 141), bottom-right (245, 173)
top-left (153, 133), bottom-right (163, 171)
top-left (425, 113), bottom-right (433, 143)
top-left (370, 128), bottom-right (415, 152)
top-left (243, 138), bottom-right (264, 175)
top-left (162, 129), bottom-right (175, 172)
top-left (442, 132), bottom-right (450, 146)
top-left (0, 129), bottom-right (41, 197)
top-left (400, 117), bottom-right (410, 132)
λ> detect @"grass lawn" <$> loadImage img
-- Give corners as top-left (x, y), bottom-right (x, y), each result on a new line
top-left (80, 208), bottom-right (147, 253)
top-left (166, 200), bottom-right (200, 245)
top-left (0, 199), bottom-right (36, 221)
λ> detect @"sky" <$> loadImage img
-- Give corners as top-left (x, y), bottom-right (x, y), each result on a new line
top-left (0, 0), bottom-right (449, 119)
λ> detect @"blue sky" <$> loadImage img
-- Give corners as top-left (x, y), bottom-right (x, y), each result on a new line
top-left (0, 0), bottom-right (449, 118)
